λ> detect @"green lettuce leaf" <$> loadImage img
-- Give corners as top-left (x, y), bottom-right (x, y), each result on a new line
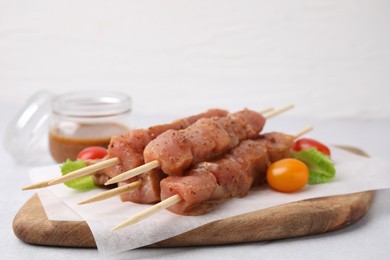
top-left (293, 148), bottom-right (336, 184)
top-left (60, 159), bottom-right (96, 191)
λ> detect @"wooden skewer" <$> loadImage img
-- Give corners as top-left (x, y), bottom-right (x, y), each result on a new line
top-left (105, 104), bottom-right (294, 186)
top-left (48, 157), bottom-right (120, 185)
top-left (258, 107), bottom-right (273, 114)
top-left (110, 126), bottom-right (312, 231)
top-left (262, 104), bottom-right (294, 119)
top-left (111, 194), bottom-right (182, 231)
top-left (21, 157), bottom-right (120, 190)
top-left (105, 160), bottom-right (161, 185)
top-left (22, 180), bottom-right (52, 191)
top-left (293, 125), bottom-right (313, 139)
top-left (78, 180), bottom-right (142, 205)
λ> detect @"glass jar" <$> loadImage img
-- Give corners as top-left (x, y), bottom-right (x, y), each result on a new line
top-left (49, 91), bottom-right (131, 163)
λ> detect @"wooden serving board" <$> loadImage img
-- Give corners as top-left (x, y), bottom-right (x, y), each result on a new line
top-left (12, 146), bottom-right (376, 248)
top-left (13, 191), bottom-right (375, 248)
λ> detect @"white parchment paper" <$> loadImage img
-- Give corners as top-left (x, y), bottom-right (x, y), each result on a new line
top-left (28, 147), bottom-right (390, 254)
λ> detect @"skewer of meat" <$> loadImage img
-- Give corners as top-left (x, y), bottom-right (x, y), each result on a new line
top-left (105, 105), bottom-right (293, 186)
top-left (22, 108), bottom-right (232, 190)
top-left (78, 105), bottom-right (293, 205)
top-left (22, 107), bottom-right (276, 191)
top-left (111, 127), bottom-right (312, 231)
top-left (80, 108), bottom-right (266, 203)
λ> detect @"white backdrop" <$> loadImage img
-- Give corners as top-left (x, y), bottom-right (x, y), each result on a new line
top-left (1, 0), bottom-right (389, 119)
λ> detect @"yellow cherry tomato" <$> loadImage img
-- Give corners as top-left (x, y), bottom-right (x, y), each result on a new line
top-left (266, 158), bottom-right (309, 193)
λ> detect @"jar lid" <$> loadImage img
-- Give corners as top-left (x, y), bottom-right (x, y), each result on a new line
top-left (3, 91), bottom-right (52, 164)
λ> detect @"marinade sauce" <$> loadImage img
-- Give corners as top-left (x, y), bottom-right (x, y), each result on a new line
top-left (49, 123), bottom-right (129, 163)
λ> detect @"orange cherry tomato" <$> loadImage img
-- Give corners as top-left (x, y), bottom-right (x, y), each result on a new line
top-left (293, 138), bottom-right (331, 157)
top-left (77, 146), bottom-right (107, 160)
top-left (266, 158), bottom-right (309, 193)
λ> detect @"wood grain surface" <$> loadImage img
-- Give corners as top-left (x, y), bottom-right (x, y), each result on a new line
top-left (13, 191), bottom-right (375, 248)
top-left (12, 146), bottom-right (376, 248)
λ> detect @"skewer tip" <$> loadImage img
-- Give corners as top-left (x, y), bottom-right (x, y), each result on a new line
top-left (293, 125), bottom-right (314, 139)
top-left (258, 107), bottom-right (273, 114)
top-left (21, 181), bottom-right (50, 190)
top-left (78, 180), bottom-right (143, 205)
top-left (111, 194), bottom-right (182, 231)
top-left (111, 222), bottom-right (128, 232)
top-left (263, 104), bottom-right (294, 119)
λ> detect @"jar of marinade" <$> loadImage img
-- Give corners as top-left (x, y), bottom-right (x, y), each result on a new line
top-left (49, 91), bottom-right (131, 163)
